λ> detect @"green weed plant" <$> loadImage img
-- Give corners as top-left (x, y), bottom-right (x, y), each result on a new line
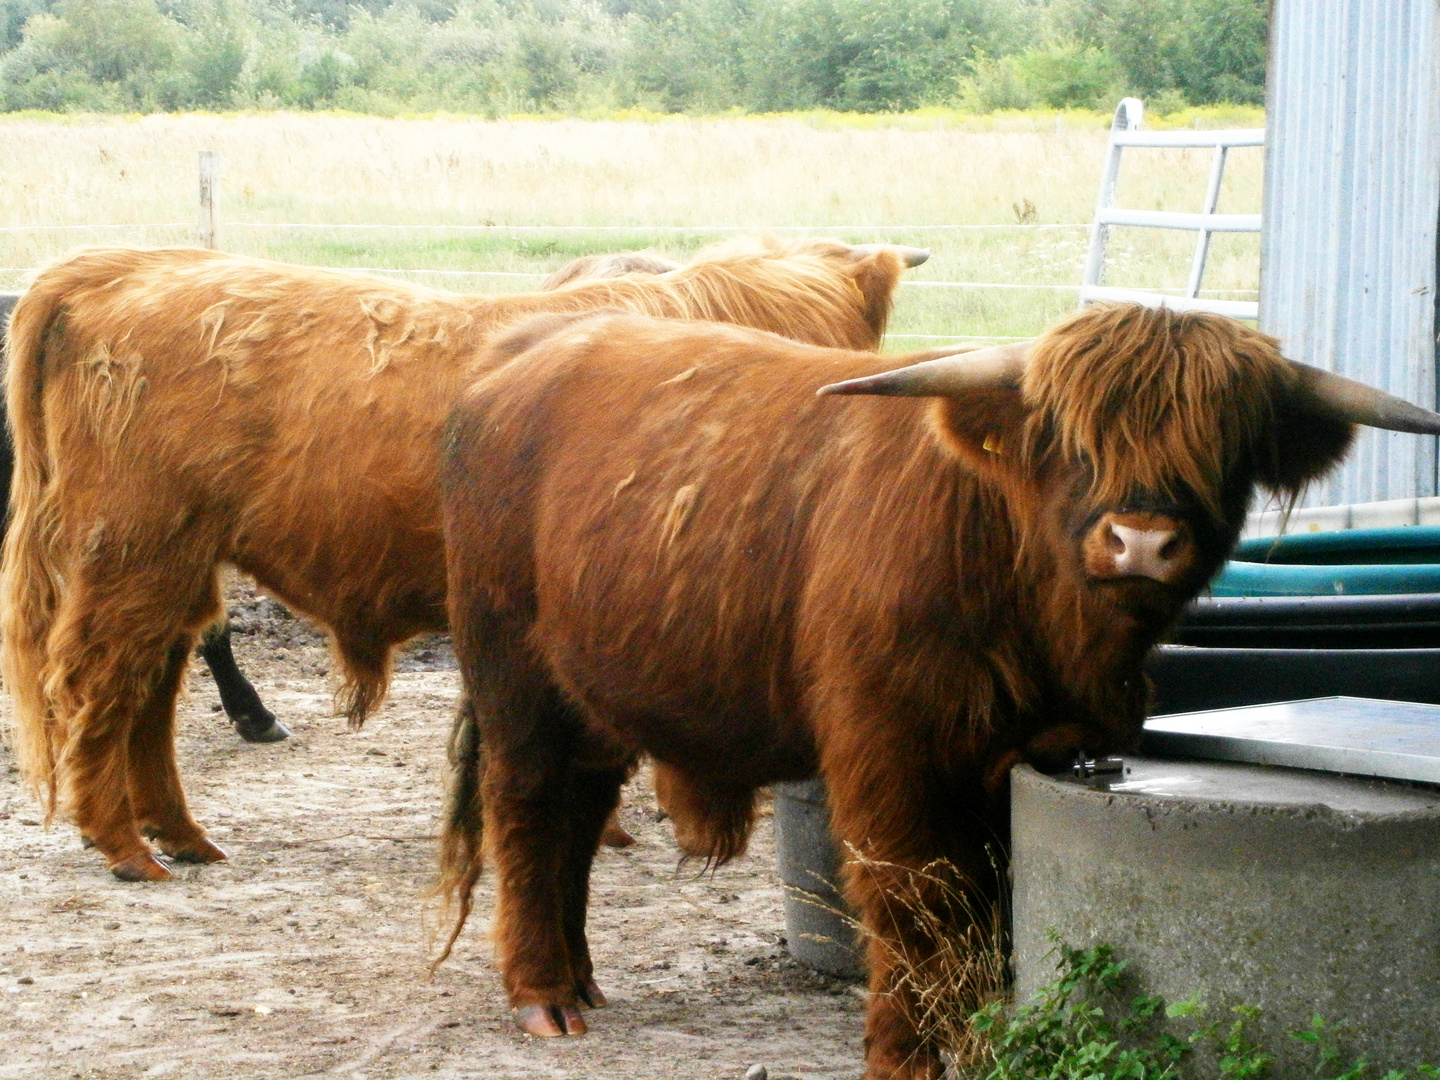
top-left (970, 937), bottom-right (1440, 1080)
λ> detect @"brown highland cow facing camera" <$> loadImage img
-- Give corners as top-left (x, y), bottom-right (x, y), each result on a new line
top-left (436, 304), bottom-right (1440, 1079)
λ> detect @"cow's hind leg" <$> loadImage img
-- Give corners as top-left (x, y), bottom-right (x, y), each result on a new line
top-left (48, 607), bottom-right (176, 881)
top-left (129, 635), bottom-right (227, 865)
top-left (199, 620), bottom-right (289, 743)
top-left (560, 758), bottom-right (631, 1011)
top-left (479, 660), bottom-right (594, 1037)
top-left (62, 696), bottom-right (160, 880)
top-left (51, 557), bottom-right (224, 881)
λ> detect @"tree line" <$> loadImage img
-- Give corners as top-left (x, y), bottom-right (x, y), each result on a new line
top-left (0, 0), bottom-right (1267, 115)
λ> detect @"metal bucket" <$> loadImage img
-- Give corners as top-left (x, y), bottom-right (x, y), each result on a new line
top-left (771, 779), bottom-right (865, 980)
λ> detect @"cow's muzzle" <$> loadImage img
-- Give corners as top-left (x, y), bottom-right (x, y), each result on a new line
top-left (1082, 510), bottom-right (1195, 585)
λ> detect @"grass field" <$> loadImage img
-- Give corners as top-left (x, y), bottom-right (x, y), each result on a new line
top-left (0, 109), bottom-right (1265, 346)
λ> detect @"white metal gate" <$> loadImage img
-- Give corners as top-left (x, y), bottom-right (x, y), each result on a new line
top-left (1080, 97), bottom-right (1263, 320)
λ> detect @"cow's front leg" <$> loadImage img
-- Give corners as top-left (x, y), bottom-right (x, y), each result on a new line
top-left (823, 749), bottom-right (1005, 1078)
top-left (851, 854), bottom-right (1002, 1080)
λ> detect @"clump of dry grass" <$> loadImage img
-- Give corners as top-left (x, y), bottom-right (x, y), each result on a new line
top-left (798, 847), bottom-right (1009, 1071)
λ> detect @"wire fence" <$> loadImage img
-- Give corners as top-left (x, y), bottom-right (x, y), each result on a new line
top-left (0, 217), bottom-right (1258, 290)
top-left (0, 152), bottom-right (1262, 342)
top-left (0, 224), bottom-right (1262, 292)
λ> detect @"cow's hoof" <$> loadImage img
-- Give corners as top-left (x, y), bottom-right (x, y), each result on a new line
top-left (162, 837), bottom-right (228, 864)
top-left (80, 834), bottom-right (96, 850)
top-left (514, 1003), bottom-right (587, 1038)
top-left (863, 1051), bottom-right (944, 1080)
top-left (577, 978), bottom-right (607, 1009)
top-left (110, 853), bottom-right (173, 882)
top-left (235, 715), bottom-right (290, 743)
top-left (600, 819), bottom-right (635, 849)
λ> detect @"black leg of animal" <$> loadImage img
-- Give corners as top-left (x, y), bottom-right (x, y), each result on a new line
top-left (198, 620), bottom-right (290, 743)
top-left (560, 761), bottom-right (631, 1010)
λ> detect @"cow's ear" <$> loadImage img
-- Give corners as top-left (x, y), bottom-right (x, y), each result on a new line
top-left (844, 251), bottom-right (907, 344)
top-left (1255, 396), bottom-right (1356, 496)
top-left (929, 389), bottom-right (1033, 483)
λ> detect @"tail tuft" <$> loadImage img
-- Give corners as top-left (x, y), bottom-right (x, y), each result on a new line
top-left (428, 697), bottom-right (485, 972)
top-left (1, 275), bottom-right (75, 817)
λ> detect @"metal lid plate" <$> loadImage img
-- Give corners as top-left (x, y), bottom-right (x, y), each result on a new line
top-left (1142, 696), bottom-right (1440, 784)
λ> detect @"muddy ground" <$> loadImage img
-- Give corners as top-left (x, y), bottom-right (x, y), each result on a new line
top-left (0, 579), bottom-right (866, 1080)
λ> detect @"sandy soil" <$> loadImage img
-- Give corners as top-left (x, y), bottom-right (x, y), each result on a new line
top-left (0, 582), bottom-right (866, 1080)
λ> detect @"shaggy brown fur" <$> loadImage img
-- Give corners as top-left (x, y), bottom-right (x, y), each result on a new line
top-left (0, 236), bottom-right (916, 881)
top-left (437, 305), bottom-right (1358, 1077)
top-left (540, 251), bottom-right (681, 290)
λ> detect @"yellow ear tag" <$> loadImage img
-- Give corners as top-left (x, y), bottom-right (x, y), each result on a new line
top-left (982, 435), bottom-right (1001, 454)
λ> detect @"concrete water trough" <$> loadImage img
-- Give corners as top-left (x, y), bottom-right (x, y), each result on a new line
top-left (1013, 696), bottom-right (1440, 1074)
top-left (775, 697), bottom-right (1440, 1070)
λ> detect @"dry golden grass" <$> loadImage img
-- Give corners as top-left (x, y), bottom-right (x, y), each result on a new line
top-left (0, 111), bottom-right (1264, 342)
top-left (814, 849), bottom-right (1008, 1071)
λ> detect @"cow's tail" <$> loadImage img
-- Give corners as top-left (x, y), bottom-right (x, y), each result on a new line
top-left (429, 696), bottom-right (485, 972)
top-left (1, 279), bottom-right (70, 817)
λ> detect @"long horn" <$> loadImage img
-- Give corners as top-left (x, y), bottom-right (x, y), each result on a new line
top-left (817, 342), bottom-right (1030, 397)
top-left (848, 243), bottom-right (931, 268)
top-left (1290, 360), bottom-right (1440, 435)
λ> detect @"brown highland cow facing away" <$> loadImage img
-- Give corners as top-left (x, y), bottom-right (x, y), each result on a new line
top-left (0, 237), bottom-right (927, 882)
top-left (436, 305), bottom-right (1440, 1078)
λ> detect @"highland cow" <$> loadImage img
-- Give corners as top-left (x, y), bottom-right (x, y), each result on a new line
top-left (436, 304), bottom-right (1440, 1078)
top-left (1, 237), bottom-right (926, 881)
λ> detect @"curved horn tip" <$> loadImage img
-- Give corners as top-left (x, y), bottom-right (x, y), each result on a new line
top-left (1290, 360), bottom-right (1440, 435)
top-left (845, 243), bottom-right (930, 267)
top-left (816, 344), bottom-right (1029, 400)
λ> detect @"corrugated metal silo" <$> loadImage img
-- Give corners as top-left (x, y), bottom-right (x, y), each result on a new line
top-left (1261, 0), bottom-right (1440, 506)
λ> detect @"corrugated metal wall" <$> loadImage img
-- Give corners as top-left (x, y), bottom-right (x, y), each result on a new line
top-left (1261, 0), bottom-right (1440, 506)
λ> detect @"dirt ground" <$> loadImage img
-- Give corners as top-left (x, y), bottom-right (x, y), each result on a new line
top-left (0, 580), bottom-right (866, 1080)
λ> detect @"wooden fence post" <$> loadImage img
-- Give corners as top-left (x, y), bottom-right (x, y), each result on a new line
top-left (198, 150), bottom-right (219, 249)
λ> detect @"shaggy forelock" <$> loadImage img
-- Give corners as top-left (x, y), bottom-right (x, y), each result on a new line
top-left (1020, 304), bottom-right (1290, 516)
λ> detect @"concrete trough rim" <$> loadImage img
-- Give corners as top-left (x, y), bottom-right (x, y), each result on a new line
top-left (1014, 759), bottom-right (1440, 827)
top-left (1011, 756), bottom-right (1440, 1073)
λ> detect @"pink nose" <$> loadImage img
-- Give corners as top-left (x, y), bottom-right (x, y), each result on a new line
top-left (1084, 511), bottom-right (1193, 584)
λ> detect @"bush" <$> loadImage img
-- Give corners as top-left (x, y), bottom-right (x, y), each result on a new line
top-left (1012, 42), bottom-right (1120, 110)
top-left (955, 53), bottom-right (1035, 112)
top-left (181, 0), bottom-right (249, 107)
top-left (0, 0), bottom-right (1271, 114)
top-left (957, 42), bottom-right (1120, 113)
top-left (1050, 0), bottom-right (1265, 106)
